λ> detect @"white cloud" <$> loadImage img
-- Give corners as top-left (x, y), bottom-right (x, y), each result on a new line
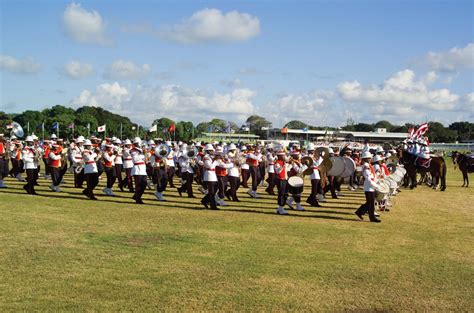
top-left (62, 60), bottom-right (93, 79)
top-left (62, 2), bottom-right (110, 45)
top-left (221, 78), bottom-right (242, 88)
top-left (70, 82), bottom-right (256, 125)
top-left (104, 60), bottom-right (151, 80)
top-left (0, 54), bottom-right (41, 74)
top-left (337, 69), bottom-right (460, 112)
top-left (422, 43), bottom-right (474, 72)
top-left (463, 92), bottom-right (474, 111)
top-left (158, 8), bottom-right (260, 44)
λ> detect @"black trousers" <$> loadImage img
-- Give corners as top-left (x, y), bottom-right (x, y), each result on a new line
top-left (226, 176), bottom-right (240, 201)
top-left (121, 168), bottom-right (134, 191)
top-left (356, 191), bottom-right (376, 220)
top-left (258, 163), bottom-right (266, 185)
top-left (276, 179), bottom-right (289, 206)
top-left (115, 164), bottom-right (123, 188)
top-left (241, 169), bottom-right (249, 188)
top-left (51, 167), bottom-right (61, 187)
top-left (84, 173), bottom-right (99, 197)
top-left (250, 166), bottom-right (260, 191)
top-left (74, 168), bottom-right (85, 188)
top-left (307, 179), bottom-right (320, 205)
top-left (324, 176), bottom-right (337, 198)
top-left (9, 158), bottom-right (22, 177)
top-left (105, 166), bottom-right (116, 188)
top-left (24, 169), bottom-right (37, 194)
top-left (265, 172), bottom-right (276, 193)
top-left (202, 181), bottom-right (218, 209)
top-left (152, 168), bottom-right (168, 193)
top-left (96, 161), bottom-right (104, 177)
top-left (0, 158), bottom-right (8, 179)
top-left (43, 158), bottom-right (50, 176)
top-left (134, 175), bottom-right (147, 201)
top-left (167, 166), bottom-right (176, 187)
top-left (178, 172), bottom-right (194, 197)
top-left (217, 176), bottom-right (227, 199)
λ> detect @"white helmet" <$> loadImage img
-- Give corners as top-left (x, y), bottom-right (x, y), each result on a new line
top-left (361, 151), bottom-right (373, 159)
top-left (215, 146), bottom-right (224, 154)
top-left (84, 139), bottom-right (92, 146)
top-left (111, 136), bottom-right (117, 141)
top-left (31, 134), bottom-right (38, 140)
top-left (25, 136), bottom-right (34, 142)
top-left (328, 147), bottom-right (334, 154)
top-left (51, 134), bottom-right (57, 139)
top-left (376, 146), bottom-right (384, 153)
top-left (181, 143), bottom-right (188, 151)
top-left (114, 139), bottom-right (122, 144)
top-left (124, 139), bottom-right (132, 145)
top-left (133, 137), bottom-right (142, 145)
top-left (165, 141), bottom-right (171, 146)
top-left (307, 143), bottom-right (315, 150)
top-left (76, 137), bottom-right (84, 143)
top-left (148, 139), bottom-right (155, 145)
top-left (228, 143), bottom-right (237, 150)
top-left (373, 155), bottom-right (383, 162)
top-left (205, 143), bottom-right (215, 151)
top-left (385, 152), bottom-right (392, 159)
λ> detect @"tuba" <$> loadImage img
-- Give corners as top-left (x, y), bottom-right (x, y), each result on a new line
top-left (10, 122), bottom-right (24, 138)
top-left (154, 144), bottom-right (171, 168)
top-left (185, 146), bottom-right (198, 159)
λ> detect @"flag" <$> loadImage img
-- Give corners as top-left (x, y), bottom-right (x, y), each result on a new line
top-left (281, 127), bottom-right (288, 134)
top-left (302, 127), bottom-right (308, 132)
top-left (97, 125), bottom-right (106, 132)
top-left (261, 126), bottom-right (269, 131)
top-left (149, 124), bottom-right (157, 132)
top-left (242, 126), bottom-right (250, 132)
top-left (6, 123), bottom-right (13, 129)
top-left (42, 122), bottom-right (45, 131)
top-left (52, 122), bottom-right (59, 129)
top-left (68, 123), bottom-right (74, 129)
top-left (414, 123), bottom-right (428, 138)
top-left (226, 124), bottom-right (231, 133)
top-left (87, 123), bottom-right (90, 129)
top-left (169, 123), bottom-right (175, 132)
top-left (208, 125), bottom-right (213, 133)
top-left (408, 127), bottom-right (415, 139)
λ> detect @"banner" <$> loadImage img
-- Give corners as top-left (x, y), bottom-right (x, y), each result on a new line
top-left (149, 124), bottom-right (157, 132)
top-left (98, 125), bottom-right (106, 132)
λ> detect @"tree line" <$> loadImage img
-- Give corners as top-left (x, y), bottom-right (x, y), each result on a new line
top-left (1, 105), bottom-right (472, 142)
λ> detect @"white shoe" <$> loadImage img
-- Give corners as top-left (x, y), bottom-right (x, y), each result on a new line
top-left (374, 212), bottom-right (380, 217)
top-left (247, 189), bottom-right (255, 198)
top-left (55, 186), bottom-right (61, 192)
top-left (198, 186), bottom-right (206, 194)
top-left (296, 203), bottom-right (305, 211)
top-left (348, 186), bottom-right (355, 191)
top-left (219, 199), bottom-right (227, 206)
top-left (102, 187), bottom-right (109, 195)
top-left (0, 180), bottom-right (7, 188)
top-left (49, 184), bottom-right (56, 191)
top-left (154, 191), bottom-right (161, 200)
top-left (277, 206), bottom-right (289, 215)
top-left (108, 189), bottom-right (116, 196)
top-left (16, 174), bottom-right (26, 182)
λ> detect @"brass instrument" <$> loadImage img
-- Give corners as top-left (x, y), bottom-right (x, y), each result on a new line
top-left (186, 146), bottom-right (198, 159)
top-left (301, 156), bottom-right (314, 176)
top-left (4, 140), bottom-right (11, 160)
top-left (315, 147), bottom-right (332, 173)
top-left (154, 144), bottom-right (171, 168)
top-left (10, 122), bottom-right (24, 138)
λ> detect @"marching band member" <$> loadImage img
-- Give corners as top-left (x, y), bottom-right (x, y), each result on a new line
top-left (177, 147), bottom-right (196, 198)
top-left (82, 140), bottom-right (99, 200)
top-left (324, 147), bottom-right (338, 199)
top-left (274, 150), bottom-right (289, 215)
top-left (150, 148), bottom-right (168, 201)
top-left (48, 143), bottom-right (62, 192)
top-left (246, 145), bottom-right (261, 198)
top-left (131, 137), bottom-right (147, 204)
top-left (56, 138), bottom-right (68, 182)
top-left (102, 144), bottom-right (117, 196)
top-left (240, 145), bottom-right (250, 189)
top-left (10, 140), bottom-right (25, 181)
top-left (200, 143), bottom-right (218, 210)
top-left (0, 134), bottom-right (8, 188)
top-left (71, 137), bottom-right (85, 188)
top-left (354, 151), bottom-right (381, 223)
top-left (215, 147), bottom-right (233, 206)
top-left (265, 145), bottom-right (276, 195)
top-left (21, 136), bottom-right (38, 195)
top-left (166, 141), bottom-right (177, 188)
top-left (113, 139), bottom-right (124, 191)
top-left (225, 144), bottom-right (241, 202)
top-left (42, 139), bottom-right (51, 179)
top-left (286, 150), bottom-right (305, 211)
top-left (305, 143), bottom-right (322, 207)
top-left (121, 139), bottom-right (134, 192)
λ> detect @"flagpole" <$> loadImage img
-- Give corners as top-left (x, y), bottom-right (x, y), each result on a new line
top-left (120, 123), bottom-right (123, 140)
top-left (137, 124), bottom-right (139, 137)
top-left (27, 122), bottom-right (30, 135)
top-left (87, 123), bottom-right (90, 138)
top-left (42, 122), bottom-right (44, 140)
top-left (57, 122), bottom-right (59, 138)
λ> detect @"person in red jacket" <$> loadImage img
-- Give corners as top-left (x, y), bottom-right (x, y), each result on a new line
top-left (274, 150), bottom-right (289, 215)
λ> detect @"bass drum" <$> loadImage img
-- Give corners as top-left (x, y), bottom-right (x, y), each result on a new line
top-left (340, 156), bottom-right (356, 178)
top-left (327, 156), bottom-right (345, 177)
top-left (375, 181), bottom-right (390, 201)
top-left (288, 176), bottom-right (304, 195)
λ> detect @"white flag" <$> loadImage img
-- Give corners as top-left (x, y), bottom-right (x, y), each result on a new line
top-left (97, 125), bottom-right (106, 132)
top-left (242, 126), bottom-right (250, 131)
top-left (261, 127), bottom-right (269, 131)
top-left (149, 124), bottom-right (157, 132)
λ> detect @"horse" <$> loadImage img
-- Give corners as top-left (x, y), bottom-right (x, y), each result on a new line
top-left (398, 148), bottom-right (447, 191)
top-left (451, 151), bottom-right (474, 187)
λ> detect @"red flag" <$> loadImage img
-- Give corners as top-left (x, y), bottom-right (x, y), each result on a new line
top-left (414, 123), bottom-right (428, 138)
top-left (169, 123), bottom-right (175, 132)
top-left (408, 127), bottom-right (415, 139)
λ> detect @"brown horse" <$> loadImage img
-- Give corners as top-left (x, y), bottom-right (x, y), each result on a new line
top-left (451, 151), bottom-right (474, 187)
top-left (398, 149), bottom-right (447, 191)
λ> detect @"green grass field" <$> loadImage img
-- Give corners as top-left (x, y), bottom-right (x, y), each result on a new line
top-left (1, 163), bottom-right (473, 311)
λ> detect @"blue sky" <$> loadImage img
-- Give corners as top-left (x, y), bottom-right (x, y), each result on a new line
top-left (1, 0), bottom-right (473, 127)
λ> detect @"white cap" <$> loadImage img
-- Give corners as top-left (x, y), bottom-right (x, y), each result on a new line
top-left (215, 146), bottom-right (224, 154)
top-left (148, 139), bottom-right (155, 145)
top-left (25, 136), bottom-right (34, 142)
top-left (361, 151), bottom-right (373, 159)
top-left (205, 143), bottom-right (215, 151)
top-left (123, 139), bottom-right (131, 145)
top-left (84, 139), bottom-right (92, 146)
top-left (373, 155), bottom-right (383, 162)
top-left (228, 143), bottom-right (237, 150)
top-left (133, 137), bottom-right (142, 145)
top-left (51, 134), bottom-right (57, 139)
top-left (76, 137), bottom-right (84, 143)
top-left (376, 146), bottom-right (384, 153)
top-left (307, 143), bottom-right (315, 150)
top-left (111, 136), bottom-right (117, 141)
top-left (385, 152), bottom-right (392, 159)
top-left (11, 135), bottom-right (17, 140)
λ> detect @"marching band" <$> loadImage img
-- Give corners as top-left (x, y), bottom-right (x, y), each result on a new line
top-left (0, 130), bottom-right (415, 223)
